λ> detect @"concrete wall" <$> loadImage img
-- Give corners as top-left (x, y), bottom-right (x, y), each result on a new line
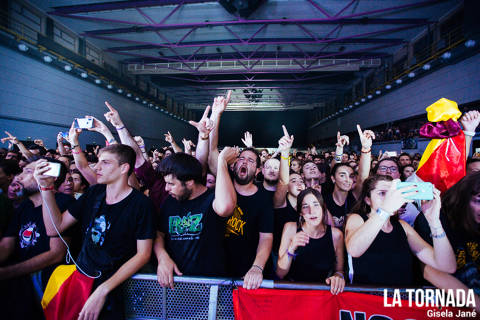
top-left (0, 45), bottom-right (196, 150)
top-left (308, 53), bottom-right (480, 142)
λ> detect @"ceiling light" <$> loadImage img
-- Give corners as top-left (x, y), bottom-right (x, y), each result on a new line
top-left (143, 100), bottom-right (147, 104)
top-left (117, 89), bottom-right (123, 93)
top-left (385, 84), bottom-right (392, 89)
top-left (127, 93), bottom-right (132, 97)
top-left (367, 95), bottom-right (373, 99)
top-left (361, 98), bottom-right (365, 102)
top-left (95, 79), bottom-right (101, 84)
top-left (18, 43), bottom-right (28, 52)
top-left (80, 72), bottom-right (88, 78)
top-left (422, 64), bottom-right (431, 70)
top-left (375, 90), bottom-right (381, 95)
top-left (107, 84), bottom-right (113, 89)
top-left (395, 79), bottom-right (402, 84)
top-left (149, 103), bottom-right (153, 107)
top-left (64, 65), bottom-right (72, 72)
top-left (441, 52), bottom-right (451, 59)
top-left (135, 97), bottom-right (140, 101)
top-left (348, 105), bottom-right (353, 109)
top-left (155, 106), bottom-right (159, 110)
top-left (465, 40), bottom-right (476, 48)
top-left (354, 102), bottom-right (359, 106)
top-left (408, 72), bottom-right (415, 78)
top-left (43, 55), bottom-right (53, 63)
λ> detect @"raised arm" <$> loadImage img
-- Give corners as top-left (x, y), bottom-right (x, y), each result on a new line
top-left (104, 101), bottom-right (145, 168)
top-left (332, 131), bottom-right (349, 168)
top-left (353, 125), bottom-right (375, 199)
top-left (460, 110), bottom-right (479, 156)
top-left (403, 189), bottom-right (456, 273)
top-left (164, 131), bottom-right (182, 153)
top-left (1, 131), bottom-right (34, 160)
top-left (241, 131), bottom-right (253, 148)
top-left (181, 139), bottom-right (195, 156)
top-left (133, 136), bottom-right (149, 161)
top-left (34, 160), bottom-right (78, 236)
top-left (56, 132), bottom-right (67, 156)
top-left (212, 146), bottom-right (238, 217)
top-left (68, 121), bottom-right (97, 185)
top-left (208, 90), bottom-right (232, 176)
top-left (189, 105), bottom-right (214, 176)
top-left (273, 125), bottom-right (294, 208)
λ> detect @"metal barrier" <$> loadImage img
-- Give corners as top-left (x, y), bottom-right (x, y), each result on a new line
top-left (124, 274), bottom-right (425, 320)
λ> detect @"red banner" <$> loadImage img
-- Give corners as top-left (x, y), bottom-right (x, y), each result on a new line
top-left (233, 287), bottom-right (477, 320)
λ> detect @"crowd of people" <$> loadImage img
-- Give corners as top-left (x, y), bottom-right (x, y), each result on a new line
top-left (0, 90), bottom-right (479, 319)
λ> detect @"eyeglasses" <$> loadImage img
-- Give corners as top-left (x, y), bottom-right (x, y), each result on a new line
top-left (378, 165), bottom-right (398, 173)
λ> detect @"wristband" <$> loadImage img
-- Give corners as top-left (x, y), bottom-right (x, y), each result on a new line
top-left (431, 230), bottom-right (446, 239)
top-left (108, 138), bottom-right (116, 145)
top-left (72, 150), bottom-right (81, 155)
top-left (252, 264), bottom-right (263, 272)
top-left (71, 144), bottom-right (80, 149)
top-left (201, 135), bottom-right (209, 140)
top-left (334, 271), bottom-right (344, 279)
top-left (287, 250), bottom-right (297, 259)
top-left (361, 148), bottom-right (371, 153)
top-left (116, 126), bottom-right (125, 131)
top-left (280, 155), bottom-right (290, 160)
top-left (139, 145), bottom-right (145, 149)
top-left (39, 185), bottom-right (54, 192)
top-left (463, 130), bottom-right (476, 137)
top-left (376, 208), bottom-right (391, 220)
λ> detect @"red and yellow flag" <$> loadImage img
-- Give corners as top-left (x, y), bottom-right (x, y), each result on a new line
top-left (416, 98), bottom-right (466, 193)
top-left (41, 265), bottom-right (94, 320)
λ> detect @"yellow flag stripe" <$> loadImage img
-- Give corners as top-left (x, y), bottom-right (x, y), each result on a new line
top-left (417, 138), bottom-right (444, 170)
top-left (41, 265), bottom-right (76, 309)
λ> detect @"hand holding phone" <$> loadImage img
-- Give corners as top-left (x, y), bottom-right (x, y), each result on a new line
top-left (397, 182), bottom-right (433, 200)
top-left (74, 118), bottom-right (94, 129)
top-left (44, 162), bottom-right (61, 177)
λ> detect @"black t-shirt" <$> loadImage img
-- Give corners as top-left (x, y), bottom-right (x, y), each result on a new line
top-left (68, 184), bottom-right (155, 282)
top-left (5, 193), bottom-right (75, 263)
top-left (322, 190), bottom-right (356, 229)
top-left (158, 188), bottom-right (227, 277)
top-left (273, 200), bottom-right (298, 255)
top-left (0, 193), bottom-right (14, 237)
top-left (224, 187), bottom-right (274, 277)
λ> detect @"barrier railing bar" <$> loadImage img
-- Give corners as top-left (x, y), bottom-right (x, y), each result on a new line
top-left (208, 285), bottom-right (219, 320)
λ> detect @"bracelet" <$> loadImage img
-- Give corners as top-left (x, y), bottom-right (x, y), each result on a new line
top-left (116, 126), bottom-right (125, 130)
top-left (108, 138), bottom-right (116, 144)
top-left (431, 231), bottom-right (446, 239)
top-left (139, 145), bottom-right (145, 149)
top-left (39, 185), bottom-right (54, 192)
top-left (71, 144), bottom-right (80, 149)
top-left (287, 250), bottom-right (297, 259)
top-left (280, 155), bottom-right (290, 160)
top-left (334, 271), bottom-right (344, 279)
top-left (463, 130), bottom-right (476, 137)
top-left (72, 150), bottom-right (81, 155)
top-left (361, 148), bottom-right (371, 153)
top-left (252, 264), bottom-right (263, 272)
top-left (201, 135), bottom-right (209, 140)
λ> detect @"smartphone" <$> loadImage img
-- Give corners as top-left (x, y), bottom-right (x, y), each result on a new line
top-left (60, 132), bottom-right (69, 140)
top-left (397, 182), bottom-right (433, 200)
top-left (44, 162), bottom-right (61, 177)
top-left (74, 118), bottom-right (94, 129)
top-left (384, 151), bottom-right (398, 157)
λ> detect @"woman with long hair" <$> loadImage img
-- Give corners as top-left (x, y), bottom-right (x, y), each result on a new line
top-left (276, 188), bottom-right (345, 294)
top-left (345, 175), bottom-right (456, 286)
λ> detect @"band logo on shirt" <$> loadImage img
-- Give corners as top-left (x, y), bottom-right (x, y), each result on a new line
top-left (19, 222), bottom-right (40, 248)
top-left (225, 206), bottom-right (246, 237)
top-left (169, 212), bottom-right (203, 239)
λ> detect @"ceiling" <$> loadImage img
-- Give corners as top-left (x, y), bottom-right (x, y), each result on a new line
top-left (29, 0), bottom-right (461, 111)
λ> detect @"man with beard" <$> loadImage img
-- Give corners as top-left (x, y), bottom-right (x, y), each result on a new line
top-left (0, 158), bottom-right (73, 319)
top-left (155, 149), bottom-right (237, 288)
top-left (225, 147), bottom-right (274, 289)
top-left (261, 157), bottom-right (280, 194)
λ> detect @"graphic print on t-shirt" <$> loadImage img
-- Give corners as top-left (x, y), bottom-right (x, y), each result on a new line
top-left (19, 222), bottom-right (40, 248)
top-left (225, 206), bottom-right (246, 237)
top-left (90, 215), bottom-right (110, 246)
top-left (169, 212), bottom-right (204, 240)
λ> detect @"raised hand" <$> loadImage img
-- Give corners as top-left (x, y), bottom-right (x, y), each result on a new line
top-left (211, 90), bottom-right (232, 115)
top-left (182, 138), bottom-right (195, 152)
top-left (336, 131), bottom-right (349, 148)
top-left (421, 188), bottom-right (442, 226)
top-left (357, 124), bottom-right (376, 151)
top-left (33, 159), bottom-right (55, 188)
top-left (103, 101), bottom-right (123, 128)
top-left (278, 125), bottom-right (294, 153)
top-left (241, 131), bottom-right (253, 148)
top-left (219, 146), bottom-right (240, 165)
top-left (1, 131), bottom-right (19, 145)
top-left (34, 139), bottom-right (44, 147)
top-left (460, 110), bottom-right (480, 132)
top-left (134, 136), bottom-right (145, 147)
top-left (189, 105), bottom-right (214, 136)
top-left (164, 131), bottom-right (175, 144)
top-left (85, 115), bottom-right (110, 134)
top-left (380, 179), bottom-right (417, 214)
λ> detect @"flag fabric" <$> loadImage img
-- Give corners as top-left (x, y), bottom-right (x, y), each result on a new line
top-left (416, 98), bottom-right (466, 193)
top-left (41, 265), bottom-right (94, 320)
top-left (232, 287), bottom-right (467, 320)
